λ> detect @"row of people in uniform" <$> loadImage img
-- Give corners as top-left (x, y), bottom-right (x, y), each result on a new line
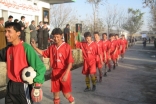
top-left (75, 32), bottom-right (128, 92)
top-left (0, 20), bottom-right (128, 104)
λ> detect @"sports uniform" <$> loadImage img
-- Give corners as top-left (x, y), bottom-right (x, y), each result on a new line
top-left (76, 41), bottom-right (99, 75)
top-left (0, 41), bottom-right (46, 104)
top-left (76, 41), bottom-right (99, 91)
top-left (110, 40), bottom-right (118, 61)
top-left (94, 40), bottom-right (103, 69)
top-left (116, 39), bottom-right (121, 56)
top-left (121, 39), bottom-right (128, 54)
top-left (42, 42), bottom-right (74, 93)
top-left (102, 40), bottom-right (111, 74)
top-left (102, 40), bottom-right (111, 63)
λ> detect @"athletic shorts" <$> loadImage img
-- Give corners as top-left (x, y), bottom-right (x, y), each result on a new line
top-left (103, 54), bottom-right (111, 63)
top-left (51, 70), bottom-right (72, 93)
top-left (118, 49), bottom-right (121, 55)
top-left (110, 53), bottom-right (117, 61)
top-left (82, 60), bottom-right (96, 75)
top-left (121, 48), bottom-right (126, 54)
top-left (5, 80), bottom-right (33, 104)
top-left (96, 60), bottom-right (102, 69)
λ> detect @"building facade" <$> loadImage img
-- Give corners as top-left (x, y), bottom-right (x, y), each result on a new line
top-left (0, 0), bottom-right (75, 26)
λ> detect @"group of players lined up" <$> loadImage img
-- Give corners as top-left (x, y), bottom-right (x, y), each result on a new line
top-left (75, 32), bottom-right (128, 92)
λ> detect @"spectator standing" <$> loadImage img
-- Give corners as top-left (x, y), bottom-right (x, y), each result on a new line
top-left (149, 38), bottom-right (151, 44)
top-left (154, 38), bottom-right (156, 48)
top-left (43, 22), bottom-right (50, 49)
top-left (19, 16), bottom-right (26, 41)
top-left (29, 20), bottom-right (38, 43)
top-left (37, 21), bottom-right (43, 49)
top-left (24, 22), bottom-right (31, 44)
top-left (64, 24), bottom-right (70, 43)
top-left (0, 17), bottom-right (6, 49)
top-left (14, 19), bottom-right (19, 23)
top-left (143, 38), bottom-right (147, 48)
top-left (5, 15), bottom-right (13, 26)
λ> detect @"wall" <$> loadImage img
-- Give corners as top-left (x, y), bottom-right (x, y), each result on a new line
top-left (0, 0), bottom-right (50, 24)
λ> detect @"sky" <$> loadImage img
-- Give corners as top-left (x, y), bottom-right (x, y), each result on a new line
top-left (69, 0), bottom-right (150, 31)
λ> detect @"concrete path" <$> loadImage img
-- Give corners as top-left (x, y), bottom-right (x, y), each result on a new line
top-left (0, 41), bottom-right (156, 104)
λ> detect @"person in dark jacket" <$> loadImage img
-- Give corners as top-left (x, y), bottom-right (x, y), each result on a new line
top-left (37, 21), bottom-right (43, 49)
top-left (64, 24), bottom-right (70, 43)
top-left (5, 15), bottom-right (13, 26)
top-left (19, 16), bottom-right (26, 42)
top-left (43, 22), bottom-right (50, 49)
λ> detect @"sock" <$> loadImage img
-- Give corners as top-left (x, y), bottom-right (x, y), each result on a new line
top-left (85, 76), bottom-right (90, 88)
top-left (67, 95), bottom-right (74, 103)
top-left (91, 76), bottom-right (96, 85)
top-left (53, 98), bottom-right (60, 104)
top-left (95, 76), bottom-right (97, 81)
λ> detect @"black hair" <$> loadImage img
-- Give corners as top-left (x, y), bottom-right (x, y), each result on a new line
top-left (31, 20), bottom-right (35, 23)
top-left (14, 19), bottom-right (19, 23)
top-left (21, 16), bottom-right (25, 20)
top-left (84, 32), bottom-right (91, 38)
top-left (121, 34), bottom-right (125, 37)
top-left (66, 24), bottom-right (69, 27)
top-left (51, 28), bottom-right (63, 35)
top-left (39, 21), bottom-right (42, 24)
top-left (8, 15), bottom-right (13, 19)
top-left (94, 32), bottom-right (99, 35)
top-left (43, 22), bottom-right (48, 24)
top-left (109, 33), bottom-right (114, 37)
top-left (115, 34), bottom-right (119, 36)
top-left (5, 22), bottom-right (21, 32)
top-left (102, 33), bottom-right (107, 36)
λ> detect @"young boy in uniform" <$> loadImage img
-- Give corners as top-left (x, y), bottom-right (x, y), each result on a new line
top-left (115, 34), bottom-right (122, 66)
top-left (0, 22), bottom-right (46, 104)
top-left (75, 32), bottom-right (100, 92)
top-left (31, 28), bottom-right (75, 104)
top-left (109, 34), bottom-right (118, 69)
top-left (120, 34), bottom-right (128, 61)
top-left (94, 32), bottom-right (103, 83)
top-left (102, 33), bottom-right (111, 75)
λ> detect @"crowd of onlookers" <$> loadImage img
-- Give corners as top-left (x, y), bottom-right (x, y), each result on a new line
top-left (0, 15), bottom-right (51, 50)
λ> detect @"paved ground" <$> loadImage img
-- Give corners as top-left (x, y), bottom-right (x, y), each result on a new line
top-left (0, 41), bottom-right (156, 104)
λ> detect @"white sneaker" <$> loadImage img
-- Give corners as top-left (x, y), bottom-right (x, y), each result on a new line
top-left (70, 101), bottom-right (75, 104)
top-left (70, 97), bottom-right (75, 104)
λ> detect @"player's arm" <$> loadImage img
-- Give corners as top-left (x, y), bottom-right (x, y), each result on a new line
top-left (31, 40), bottom-right (43, 55)
top-left (126, 40), bottom-right (128, 49)
top-left (99, 49), bottom-right (103, 64)
top-left (74, 35), bottom-right (82, 48)
top-left (114, 47), bottom-right (117, 54)
top-left (23, 43), bottom-right (46, 84)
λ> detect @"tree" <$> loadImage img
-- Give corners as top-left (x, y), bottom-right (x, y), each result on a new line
top-left (50, 4), bottom-right (77, 29)
top-left (143, 0), bottom-right (156, 31)
top-left (86, 0), bottom-right (105, 32)
top-left (122, 8), bottom-right (144, 36)
top-left (143, 0), bottom-right (155, 8)
top-left (104, 5), bottom-right (123, 35)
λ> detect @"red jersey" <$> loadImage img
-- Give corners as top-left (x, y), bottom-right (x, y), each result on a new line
top-left (103, 40), bottom-right (111, 53)
top-left (94, 40), bottom-right (103, 61)
top-left (43, 42), bottom-right (74, 70)
top-left (0, 41), bottom-right (46, 83)
top-left (116, 39), bottom-right (121, 50)
top-left (76, 41), bottom-right (99, 65)
top-left (121, 39), bottom-right (128, 49)
top-left (110, 40), bottom-right (117, 54)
